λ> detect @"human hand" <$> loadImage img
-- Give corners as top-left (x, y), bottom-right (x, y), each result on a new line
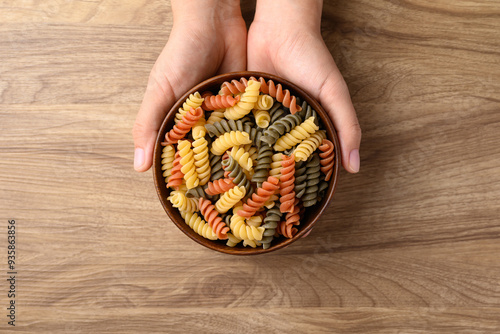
top-left (133, 0), bottom-right (246, 172)
top-left (248, 0), bottom-right (361, 173)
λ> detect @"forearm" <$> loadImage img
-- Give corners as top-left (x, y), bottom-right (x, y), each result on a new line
top-left (254, 0), bottom-right (322, 31)
top-left (172, 0), bottom-right (242, 23)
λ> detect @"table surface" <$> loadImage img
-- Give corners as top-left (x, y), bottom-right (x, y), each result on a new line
top-left (1, 0), bottom-right (500, 332)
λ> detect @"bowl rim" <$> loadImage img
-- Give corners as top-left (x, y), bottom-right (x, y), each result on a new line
top-left (153, 71), bottom-right (341, 255)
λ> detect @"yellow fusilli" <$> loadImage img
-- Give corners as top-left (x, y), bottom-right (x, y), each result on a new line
top-left (224, 80), bottom-right (261, 120)
top-left (293, 130), bottom-right (326, 162)
top-left (168, 190), bottom-right (198, 212)
top-left (252, 109), bottom-right (271, 128)
top-left (255, 94), bottom-right (274, 110)
top-left (161, 144), bottom-right (175, 184)
top-left (192, 114), bottom-right (207, 139)
top-left (229, 214), bottom-right (265, 241)
top-left (215, 186), bottom-right (246, 213)
top-left (274, 116), bottom-right (319, 151)
top-left (178, 140), bottom-right (199, 189)
top-left (180, 211), bottom-right (217, 240)
top-left (229, 146), bottom-right (253, 171)
top-left (192, 137), bottom-right (211, 186)
top-left (210, 131), bottom-right (252, 155)
top-left (269, 153), bottom-right (283, 179)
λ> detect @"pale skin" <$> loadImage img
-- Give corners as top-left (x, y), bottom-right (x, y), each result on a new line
top-left (133, 0), bottom-right (361, 175)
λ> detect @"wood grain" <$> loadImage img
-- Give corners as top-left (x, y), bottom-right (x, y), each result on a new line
top-left (1, 0), bottom-right (500, 332)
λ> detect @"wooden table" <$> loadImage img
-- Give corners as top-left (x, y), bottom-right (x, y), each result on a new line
top-left (1, 0), bottom-right (500, 332)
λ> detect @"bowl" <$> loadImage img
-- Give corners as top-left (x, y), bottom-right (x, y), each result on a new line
top-left (153, 71), bottom-right (341, 255)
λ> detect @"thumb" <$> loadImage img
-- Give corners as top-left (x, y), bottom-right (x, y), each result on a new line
top-left (318, 69), bottom-right (362, 173)
top-left (133, 69), bottom-right (176, 172)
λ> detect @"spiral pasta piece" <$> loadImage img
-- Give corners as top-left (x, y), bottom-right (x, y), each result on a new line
top-left (224, 80), bottom-right (261, 120)
top-left (294, 160), bottom-right (307, 198)
top-left (206, 109), bottom-right (225, 125)
top-left (302, 154), bottom-right (321, 207)
top-left (185, 186), bottom-right (208, 199)
top-left (269, 153), bottom-right (283, 179)
top-left (192, 137), bottom-right (211, 186)
top-left (220, 77), bottom-right (249, 95)
top-left (215, 186), bottom-right (246, 214)
top-left (261, 204), bottom-right (282, 249)
top-left (246, 215), bottom-right (263, 227)
top-left (192, 115), bottom-right (207, 140)
top-left (251, 143), bottom-right (272, 187)
top-left (205, 119), bottom-right (247, 138)
top-left (297, 100), bottom-right (319, 126)
top-left (252, 109), bottom-right (271, 128)
top-left (168, 190), bottom-right (198, 213)
top-left (205, 178), bottom-right (236, 196)
top-left (269, 103), bottom-right (287, 125)
top-left (202, 94), bottom-right (240, 110)
top-left (226, 232), bottom-right (242, 247)
top-left (254, 78), bottom-right (302, 114)
top-left (180, 211), bottom-right (217, 240)
top-left (166, 151), bottom-right (184, 190)
top-left (175, 92), bottom-right (204, 124)
top-left (210, 131), bottom-right (252, 155)
top-left (236, 176), bottom-right (279, 218)
top-left (163, 107), bottom-right (203, 144)
top-left (242, 239), bottom-right (262, 248)
top-left (198, 198), bottom-right (229, 239)
top-left (280, 154), bottom-right (296, 213)
top-left (161, 144), bottom-right (175, 184)
top-left (209, 152), bottom-right (224, 181)
top-left (293, 130), bottom-right (326, 162)
top-left (178, 140), bottom-right (200, 189)
top-left (278, 198), bottom-right (301, 238)
top-left (318, 139), bottom-right (335, 182)
top-left (229, 146), bottom-right (253, 171)
top-left (274, 117), bottom-right (319, 151)
top-left (229, 214), bottom-right (265, 241)
top-left (256, 94), bottom-right (274, 110)
top-left (221, 155), bottom-right (253, 197)
top-left (220, 77), bottom-right (301, 114)
top-left (261, 113), bottom-right (302, 146)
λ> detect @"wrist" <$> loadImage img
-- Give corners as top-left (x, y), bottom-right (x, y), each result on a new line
top-left (172, 0), bottom-right (242, 24)
top-left (254, 0), bottom-right (323, 31)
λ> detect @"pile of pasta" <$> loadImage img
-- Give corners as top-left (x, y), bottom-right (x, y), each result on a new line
top-left (161, 76), bottom-right (335, 249)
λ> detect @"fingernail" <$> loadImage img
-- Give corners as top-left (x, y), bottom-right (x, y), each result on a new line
top-left (134, 148), bottom-right (145, 170)
top-left (349, 149), bottom-right (360, 173)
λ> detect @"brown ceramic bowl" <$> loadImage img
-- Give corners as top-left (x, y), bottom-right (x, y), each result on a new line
top-left (153, 71), bottom-right (341, 255)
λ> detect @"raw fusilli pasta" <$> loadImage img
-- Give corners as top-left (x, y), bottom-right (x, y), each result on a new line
top-left (159, 75), bottom-right (336, 249)
top-left (224, 80), bottom-right (261, 120)
top-left (210, 131), bottom-right (252, 155)
top-left (178, 140), bottom-right (200, 189)
top-left (253, 109), bottom-right (271, 128)
top-left (180, 211), bottom-right (217, 240)
top-left (293, 130), bottom-right (326, 162)
top-left (229, 214), bottom-right (265, 241)
top-left (273, 117), bottom-right (319, 151)
top-left (215, 186), bottom-right (246, 214)
top-left (198, 198), bottom-right (229, 239)
top-left (318, 139), bottom-right (335, 182)
top-left (161, 145), bottom-right (175, 184)
top-left (192, 137), bottom-right (211, 186)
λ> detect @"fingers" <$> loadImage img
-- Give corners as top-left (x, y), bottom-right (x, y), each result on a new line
top-left (133, 65), bottom-right (176, 172)
top-left (318, 69), bottom-right (362, 173)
